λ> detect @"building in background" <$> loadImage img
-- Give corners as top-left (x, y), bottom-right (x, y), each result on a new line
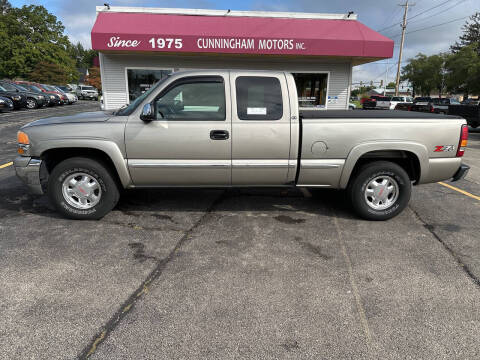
top-left (91, 6), bottom-right (393, 111)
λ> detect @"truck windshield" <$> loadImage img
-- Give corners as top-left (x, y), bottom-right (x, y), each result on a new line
top-left (115, 76), bottom-right (170, 116)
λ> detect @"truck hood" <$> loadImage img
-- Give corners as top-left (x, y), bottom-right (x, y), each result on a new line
top-left (22, 111), bottom-right (113, 128)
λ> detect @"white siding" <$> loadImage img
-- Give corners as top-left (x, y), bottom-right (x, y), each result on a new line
top-left (100, 53), bottom-right (352, 111)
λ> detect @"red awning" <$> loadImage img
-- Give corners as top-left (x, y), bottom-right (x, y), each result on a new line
top-left (91, 12), bottom-right (393, 59)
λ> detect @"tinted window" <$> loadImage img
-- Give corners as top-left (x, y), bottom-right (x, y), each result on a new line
top-left (155, 77), bottom-right (225, 120)
top-left (391, 97), bottom-right (404, 101)
top-left (236, 76), bottom-right (283, 120)
top-left (0, 82), bottom-right (17, 91)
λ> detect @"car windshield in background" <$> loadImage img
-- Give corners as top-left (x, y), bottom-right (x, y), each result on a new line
top-left (58, 86), bottom-right (70, 92)
top-left (13, 84), bottom-right (28, 92)
top-left (115, 76), bottom-right (169, 116)
top-left (42, 85), bottom-right (57, 91)
top-left (82, 86), bottom-right (95, 91)
top-left (0, 82), bottom-right (18, 91)
top-left (0, 85), bottom-right (6, 91)
top-left (392, 97), bottom-right (404, 101)
top-left (27, 85), bottom-right (43, 93)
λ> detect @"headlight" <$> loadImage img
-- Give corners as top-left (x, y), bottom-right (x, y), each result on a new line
top-left (0, 99), bottom-right (4, 103)
top-left (50, 95), bottom-right (55, 99)
top-left (39, 95), bottom-right (44, 99)
top-left (13, 95), bottom-right (21, 100)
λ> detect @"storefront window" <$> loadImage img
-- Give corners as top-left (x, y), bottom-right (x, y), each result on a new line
top-left (127, 69), bottom-right (172, 102)
top-left (293, 73), bottom-right (328, 109)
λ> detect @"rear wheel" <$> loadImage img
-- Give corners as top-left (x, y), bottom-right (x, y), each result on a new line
top-left (26, 98), bottom-right (38, 109)
top-left (48, 157), bottom-right (120, 220)
top-left (348, 161), bottom-right (411, 221)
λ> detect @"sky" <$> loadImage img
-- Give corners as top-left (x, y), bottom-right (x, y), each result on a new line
top-left (10, 0), bottom-right (480, 86)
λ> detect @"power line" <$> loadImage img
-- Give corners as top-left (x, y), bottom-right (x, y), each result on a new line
top-left (408, 0), bottom-right (467, 25)
top-left (388, 15), bottom-right (469, 38)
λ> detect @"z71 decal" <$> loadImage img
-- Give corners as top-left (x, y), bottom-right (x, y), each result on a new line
top-left (434, 145), bottom-right (455, 152)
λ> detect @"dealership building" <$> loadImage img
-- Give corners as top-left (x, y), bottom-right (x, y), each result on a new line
top-left (91, 6), bottom-right (393, 111)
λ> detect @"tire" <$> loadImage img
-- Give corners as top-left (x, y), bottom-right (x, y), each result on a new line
top-left (48, 157), bottom-right (120, 220)
top-left (348, 161), bottom-right (411, 221)
top-left (26, 98), bottom-right (38, 109)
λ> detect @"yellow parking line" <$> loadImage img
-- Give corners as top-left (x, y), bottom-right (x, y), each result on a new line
top-left (438, 182), bottom-right (480, 201)
top-left (0, 162), bottom-right (13, 169)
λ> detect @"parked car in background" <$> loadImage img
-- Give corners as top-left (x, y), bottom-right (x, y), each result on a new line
top-left (349, 102), bottom-right (356, 110)
top-left (76, 85), bottom-right (99, 100)
top-left (54, 86), bottom-right (77, 104)
top-left (0, 81), bottom-right (47, 109)
top-left (411, 97), bottom-right (434, 113)
top-left (363, 96), bottom-right (391, 110)
top-left (461, 98), bottom-right (479, 106)
top-left (16, 82), bottom-right (62, 106)
top-left (389, 96), bottom-right (413, 110)
top-left (431, 98), bottom-right (461, 114)
top-left (41, 85), bottom-right (68, 104)
top-left (0, 83), bottom-right (26, 109)
top-left (0, 96), bottom-right (14, 112)
top-left (448, 104), bottom-right (480, 128)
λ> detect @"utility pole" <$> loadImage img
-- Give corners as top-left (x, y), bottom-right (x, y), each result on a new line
top-left (395, 1), bottom-right (414, 96)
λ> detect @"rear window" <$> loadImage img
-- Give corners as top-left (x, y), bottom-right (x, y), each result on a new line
top-left (235, 76), bottom-right (283, 120)
top-left (82, 86), bottom-right (95, 91)
top-left (391, 97), bottom-right (404, 101)
top-left (378, 97), bottom-right (391, 101)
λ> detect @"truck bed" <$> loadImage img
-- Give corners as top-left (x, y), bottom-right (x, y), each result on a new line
top-left (300, 110), bottom-right (462, 119)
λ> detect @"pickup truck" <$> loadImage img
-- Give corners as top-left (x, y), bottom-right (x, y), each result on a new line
top-left (362, 96), bottom-right (391, 110)
top-left (448, 104), bottom-right (480, 128)
top-left (14, 70), bottom-right (470, 221)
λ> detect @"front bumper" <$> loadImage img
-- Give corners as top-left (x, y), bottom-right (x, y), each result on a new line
top-left (451, 164), bottom-right (470, 182)
top-left (14, 157), bottom-right (44, 195)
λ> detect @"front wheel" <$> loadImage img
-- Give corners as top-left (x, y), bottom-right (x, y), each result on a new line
top-left (48, 157), bottom-right (120, 220)
top-left (26, 98), bottom-right (38, 109)
top-left (348, 161), bottom-right (411, 221)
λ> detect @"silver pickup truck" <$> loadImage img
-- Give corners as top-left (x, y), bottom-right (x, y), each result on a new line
top-left (14, 70), bottom-right (469, 221)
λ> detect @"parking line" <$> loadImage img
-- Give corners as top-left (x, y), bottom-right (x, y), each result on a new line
top-left (0, 162), bottom-right (13, 169)
top-left (438, 182), bottom-right (480, 201)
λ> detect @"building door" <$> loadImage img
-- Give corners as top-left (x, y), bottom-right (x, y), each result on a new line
top-left (230, 72), bottom-right (292, 185)
top-left (125, 73), bottom-right (232, 186)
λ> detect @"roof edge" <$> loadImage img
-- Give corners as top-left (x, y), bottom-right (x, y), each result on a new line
top-left (95, 6), bottom-right (358, 20)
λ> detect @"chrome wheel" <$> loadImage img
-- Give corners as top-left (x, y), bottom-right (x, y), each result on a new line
top-left (61, 172), bottom-right (102, 210)
top-left (364, 175), bottom-right (399, 210)
top-left (26, 98), bottom-right (37, 109)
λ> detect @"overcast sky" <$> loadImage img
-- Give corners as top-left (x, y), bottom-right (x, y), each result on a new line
top-left (11, 0), bottom-right (479, 85)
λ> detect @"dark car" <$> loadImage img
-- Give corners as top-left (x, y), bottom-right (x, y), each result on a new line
top-left (0, 96), bottom-right (14, 112)
top-left (42, 84), bottom-right (68, 104)
top-left (431, 98), bottom-right (460, 114)
top-left (0, 80), bottom-right (47, 109)
top-left (0, 83), bottom-right (27, 109)
top-left (16, 81), bottom-right (62, 106)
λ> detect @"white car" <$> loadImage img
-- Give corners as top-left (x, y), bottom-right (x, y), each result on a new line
top-left (390, 96), bottom-right (413, 110)
top-left (76, 85), bottom-right (99, 100)
top-left (55, 86), bottom-right (78, 104)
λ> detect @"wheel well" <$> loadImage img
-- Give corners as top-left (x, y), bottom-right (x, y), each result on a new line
top-left (350, 150), bottom-right (421, 184)
top-left (41, 148), bottom-right (122, 187)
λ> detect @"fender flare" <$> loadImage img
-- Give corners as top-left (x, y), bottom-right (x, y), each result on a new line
top-left (339, 141), bottom-right (428, 189)
top-left (36, 139), bottom-right (132, 188)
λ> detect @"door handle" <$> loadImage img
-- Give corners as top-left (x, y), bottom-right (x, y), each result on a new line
top-left (210, 130), bottom-right (229, 140)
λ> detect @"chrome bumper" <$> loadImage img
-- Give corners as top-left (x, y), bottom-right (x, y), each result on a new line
top-left (14, 156), bottom-right (44, 195)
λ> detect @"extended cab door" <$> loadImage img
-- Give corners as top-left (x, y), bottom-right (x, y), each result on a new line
top-left (125, 72), bottom-right (232, 186)
top-left (230, 72), bottom-right (293, 185)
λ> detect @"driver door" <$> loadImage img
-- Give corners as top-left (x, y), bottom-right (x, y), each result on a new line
top-left (125, 72), bottom-right (232, 186)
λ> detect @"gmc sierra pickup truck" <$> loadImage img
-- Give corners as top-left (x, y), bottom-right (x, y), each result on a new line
top-left (14, 70), bottom-right (470, 221)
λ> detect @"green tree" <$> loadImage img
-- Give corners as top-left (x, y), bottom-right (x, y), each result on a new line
top-left (29, 62), bottom-right (70, 84)
top-left (68, 42), bottom-right (98, 69)
top-left (445, 43), bottom-right (480, 97)
top-left (451, 13), bottom-right (480, 54)
top-left (351, 85), bottom-right (374, 97)
top-left (0, 0), bottom-right (11, 14)
top-left (401, 53), bottom-right (447, 96)
top-left (0, 3), bottom-right (78, 82)
top-left (386, 82), bottom-right (396, 88)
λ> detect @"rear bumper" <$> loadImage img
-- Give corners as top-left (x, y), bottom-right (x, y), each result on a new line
top-left (14, 156), bottom-right (44, 195)
top-left (451, 164), bottom-right (470, 182)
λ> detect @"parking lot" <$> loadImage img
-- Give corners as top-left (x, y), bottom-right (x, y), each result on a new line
top-left (1, 102), bottom-right (479, 359)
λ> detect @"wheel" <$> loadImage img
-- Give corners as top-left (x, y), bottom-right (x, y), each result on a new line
top-left (349, 106), bottom-right (355, 110)
top-left (348, 161), bottom-right (411, 221)
top-left (26, 98), bottom-right (38, 109)
top-left (48, 157), bottom-right (120, 220)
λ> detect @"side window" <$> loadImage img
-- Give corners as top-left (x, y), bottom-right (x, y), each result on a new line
top-left (155, 77), bottom-right (226, 120)
top-left (235, 76), bottom-right (283, 120)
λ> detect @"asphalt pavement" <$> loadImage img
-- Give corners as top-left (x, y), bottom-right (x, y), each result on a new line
top-left (0, 103), bottom-right (479, 359)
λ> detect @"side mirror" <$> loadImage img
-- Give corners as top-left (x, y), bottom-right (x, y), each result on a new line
top-left (140, 102), bottom-right (155, 121)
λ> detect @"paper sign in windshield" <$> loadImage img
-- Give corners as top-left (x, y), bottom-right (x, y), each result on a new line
top-left (247, 107), bottom-right (267, 115)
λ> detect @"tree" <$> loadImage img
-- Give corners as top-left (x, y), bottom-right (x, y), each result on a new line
top-left (85, 67), bottom-right (102, 91)
top-left (68, 42), bottom-right (98, 69)
top-left (0, 0), bottom-right (11, 15)
top-left (351, 85), bottom-right (374, 97)
top-left (29, 62), bottom-right (70, 84)
top-left (451, 13), bottom-right (480, 54)
top-left (0, 4), bottom-right (78, 82)
top-left (401, 53), bottom-right (447, 96)
top-left (386, 82), bottom-right (396, 88)
top-left (445, 43), bottom-right (480, 97)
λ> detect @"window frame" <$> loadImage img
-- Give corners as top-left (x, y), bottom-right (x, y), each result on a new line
top-left (235, 76), bottom-right (284, 121)
top-left (291, 71), bottom-right (330, 110)
top-left (152, 75), bottom-right (227, 121)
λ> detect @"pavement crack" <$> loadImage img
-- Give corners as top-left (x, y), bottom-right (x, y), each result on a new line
top-left (409, 206), bottom-right (480, 289)
top-left (77, 191), bottom-right (226, 359)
